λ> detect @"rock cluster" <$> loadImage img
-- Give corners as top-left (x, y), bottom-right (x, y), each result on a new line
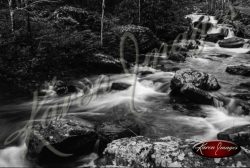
top-left (26, 117), bottom-right (98, 161)
top-left (226, 64), bottom-right (250, 76)
top-left (97, 136), bottom-right (250, 167)
top-left (170, 69), bottom-right (221, 92)
top-left (26, 116), bottom-right (140, 163)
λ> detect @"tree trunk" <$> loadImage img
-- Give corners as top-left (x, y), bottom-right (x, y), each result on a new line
top-left (138, 0), bottom-right (141, 24)
top-left (8, 0), bottom-right (14, 34)
top-left (100, 0), bottom-right (105, 47)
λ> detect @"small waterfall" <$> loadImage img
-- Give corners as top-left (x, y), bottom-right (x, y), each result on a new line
top-left (225, 27), bottom-right (235, 38)
top-left (208, 16), bottom-right (218, 26)
top-left (0, 143), bottom-right (29, 167)
top-left (213, 97), bottom-right (224, 108)
top-left (207, 25), bottom-right (222, 34)
top-left (187, 14), bottom-right (238, 42)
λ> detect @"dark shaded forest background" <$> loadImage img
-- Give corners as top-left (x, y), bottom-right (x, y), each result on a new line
top-left (0, 0), bottom-right (249, 93)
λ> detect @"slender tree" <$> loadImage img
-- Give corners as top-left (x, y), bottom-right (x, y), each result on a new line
top-left (101, 0), bottom-right (105, 47)
top-left (8, 0), bottom-right (14, 33)
top-left (138, 0), bottom-right (141, 24)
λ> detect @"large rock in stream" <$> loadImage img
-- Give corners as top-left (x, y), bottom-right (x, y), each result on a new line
top-left (218, 37), bottom-right (245, 48)
top-left (168, 52), bottom-right (190, 62)
top-left (26, 117), bottom-right (98, 162)
top-left (238, 82), bottom-right (250, 90)
top-left (170, 69), bottom-right (221, 92)
top-left (226, 64), bottom-right (250, 76)
top-left (97, 136), bottom-right (250, 167)
top-left (170, 69), bottom-right (220, 105)
top-left (110, 82), bottom-right (131, 91)
top-left (26, 116), bottom-right (141, 162)
top-left (53, 80), bottom-right (77, 96)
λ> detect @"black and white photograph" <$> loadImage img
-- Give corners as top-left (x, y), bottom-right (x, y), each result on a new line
top-left (0, 0), bottom-right (250, 167)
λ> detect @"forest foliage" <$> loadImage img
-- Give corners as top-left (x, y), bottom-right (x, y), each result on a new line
top-left (0, 0), bottom-right (202, 91)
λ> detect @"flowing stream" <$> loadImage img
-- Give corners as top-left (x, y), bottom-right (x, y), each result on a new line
top-left (0, 13), bottom-right (250, 167)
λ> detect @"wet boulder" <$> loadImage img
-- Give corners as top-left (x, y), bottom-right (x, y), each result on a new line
top-left (239, 82), bottom-right (250, 89)
top-left (170, 69), bottom-right (221, 92)
top-left (217, 124), bottom-right (250, 149)
top-left (138, 71), bottom-right (154, 77)
top-left (111, 82), bottom-right (131, 91)
top-left (218, 37), bottom-right (245, 48)
top-left (168, 52), bottom-right (190, 62)
top-left (67, 85), bottom-right (78, 93)
top-left (26, 117), bottom-right (98, 162)
top-left (53, 80), bottom-right (77, 96)
top-left (180, 84), bottom-right (215, 105)
top-left (97, 136), bottom-right (250, 167)
top-left (53, 80), bottom-right (68, 95)
top-left (226, 64), bottom-right (250, 76)
top-left (205, 33), bottom-right (225, 43)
